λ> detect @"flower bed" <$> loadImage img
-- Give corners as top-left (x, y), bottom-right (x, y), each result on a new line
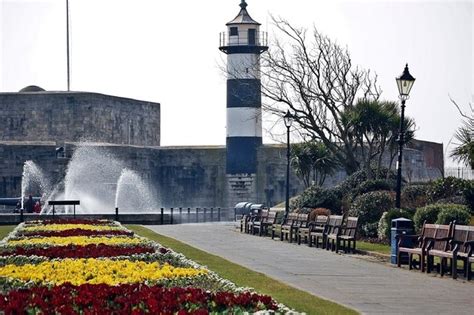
top-left (0, 219), bottom-right (290, 314)
top-left (0, 284), bottom-right (277, 314)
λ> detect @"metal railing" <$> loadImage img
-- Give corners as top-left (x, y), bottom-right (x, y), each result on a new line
top-left (445, 167), bottom-right (474, 180)
top-left (219, 31), bottom-right (268, 47)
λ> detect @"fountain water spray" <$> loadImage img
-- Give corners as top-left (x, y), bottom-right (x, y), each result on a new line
top-left (21, 161), bottom-right (51, 210)
top-left (115, 168), bottom-right (157, 213)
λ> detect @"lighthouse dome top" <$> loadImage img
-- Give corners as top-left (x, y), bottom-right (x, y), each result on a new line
top-left (226, 0), bottom-right (261, 26)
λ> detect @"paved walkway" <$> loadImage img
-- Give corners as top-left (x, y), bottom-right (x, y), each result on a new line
top-left (145, 223), bottom-right (473, 315)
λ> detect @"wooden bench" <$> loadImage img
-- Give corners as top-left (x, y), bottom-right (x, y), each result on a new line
top-left (426, 224), bottom-right (474, 279)
top-left (286, 213), bottom-right (310, 243)
top-left (253, 210), bottom-right (278, 236)
top-left (303, 215), bottom-right (329, 247)
top-left (272, 212), bottom-right (298, 241)
top-left (397, 223), bottom-right (448, 272)
top-left (247, 209), bottom-right (268, 235)
top-left (309, 215), bottom-right (343, 249)
top-left (327, 216), bottom-right (359, 253)
top-left (325, 215), bottom-right (346, 251)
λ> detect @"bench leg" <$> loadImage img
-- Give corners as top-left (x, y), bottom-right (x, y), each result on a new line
top-left (452, 257), bottom-right (457, 279)
top-left (468, 261), bottom-right (472, 281)
top-left (422, 253), bottom-right (427, 273)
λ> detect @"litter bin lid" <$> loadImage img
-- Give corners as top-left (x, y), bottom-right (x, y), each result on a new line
top-left (391, 217), bottom-right (413, 229)
top-left (234, 202), bottom-right (251, 209)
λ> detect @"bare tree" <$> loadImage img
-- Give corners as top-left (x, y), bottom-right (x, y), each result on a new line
top-left (260, 17), bottom-right (381, 174)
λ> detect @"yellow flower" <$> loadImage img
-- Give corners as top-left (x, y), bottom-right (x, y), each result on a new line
top-left (8, 236), bottom-right (146, 247)
top-left (0, 258), bottom-right (207, 286)
top-left (22, 224), bottom-right (122, 232)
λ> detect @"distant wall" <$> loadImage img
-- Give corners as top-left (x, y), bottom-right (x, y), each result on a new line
top-left (0, 140), bottom-right (443, 209)
top-left (0, 92), bottom-right (160, 146)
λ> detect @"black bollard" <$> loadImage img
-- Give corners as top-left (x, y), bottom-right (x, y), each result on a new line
top-left (170, 208), bottom-right (174, 225)
top-left (196, 208), bottom-right (199, 223)
top-left (203, 208), bottom-right (207, 222)
top-left (211, 208), bottom-right (214, 222)
top-left (160, 208), bottom-right (164, 225)
top-left (20, 208), bottom-right (24, 223)
top-left (218, 207), bottom-right (221, 222)
top-left (115, 207), bottom-right (119, 222)
top-left (187, 207), bottom-right (191, 223)
top-left (179, 207), bottom-right (182, 224)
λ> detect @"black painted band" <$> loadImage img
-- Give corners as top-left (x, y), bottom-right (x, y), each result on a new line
top-left (227, 79), bottom-right (261, 108)
top-left (226, 137), bottom-right (262, 174)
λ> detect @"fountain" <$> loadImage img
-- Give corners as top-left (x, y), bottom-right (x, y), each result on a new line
top-left (20, 161), bottom-right (51, 210)
top-left (39, 143), bottom-right (159, 214)
top-left (115, 169), bottom-right (157, 213)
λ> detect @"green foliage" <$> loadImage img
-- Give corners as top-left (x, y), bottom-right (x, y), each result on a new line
top-left (427, 177), bottom-right (468, 202)
top-left (377, 208), bottom-right (414, 240)
top-left (290, 141), bottom-right (338, 187)
top-left (435, 205), bottom-right (471, 225)
top-left (336, 167), bottom-right (397, 197)
top-left (351, 179), bottom-right (394, 200)
top-left (401, 184), bottom-right (430, 210)
top-left (291, 185), bottom-right (342, 214)
top-left (413, 204), bottom-right (444, 230)
top-left (463, 180), bottom-right (474, 214)
top-left (450, 108), bottom-right (474, 168)
top-left (348, 191), bottom-right (394, 237)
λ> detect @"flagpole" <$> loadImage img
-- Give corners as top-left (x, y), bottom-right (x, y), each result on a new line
top-left (66, 0), bottom-right (70, 91)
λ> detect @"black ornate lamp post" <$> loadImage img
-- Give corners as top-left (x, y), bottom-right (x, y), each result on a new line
top-left (283, 110), bottom-right (293, 217)
top-left (395, 64), bottom-right (416, 208)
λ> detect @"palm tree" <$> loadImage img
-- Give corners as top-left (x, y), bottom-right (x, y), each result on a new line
top-left (450, 116), bottom-right (474, 169)
top-left (342, 99), bottom-right (415, 179)
top-left (291, 141), bottom-right (338, 187)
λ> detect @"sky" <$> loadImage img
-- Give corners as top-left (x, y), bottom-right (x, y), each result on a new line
top-left (1, 0), bottom-right (473, 167)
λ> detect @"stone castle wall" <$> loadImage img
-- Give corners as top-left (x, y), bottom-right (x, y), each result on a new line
top-left (0, 92), bottom-right (160, 146)
top-left (0, 140), bottom-right (443, 210)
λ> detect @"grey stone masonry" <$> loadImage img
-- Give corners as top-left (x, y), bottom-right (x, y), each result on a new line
top-left (0, 91), bottom-right (160, 146)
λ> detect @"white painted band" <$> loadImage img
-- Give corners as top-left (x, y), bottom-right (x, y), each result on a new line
top-left (226, 107), bottom-right (262, 137)
top-left (227, 54), bottom-right (260, 80)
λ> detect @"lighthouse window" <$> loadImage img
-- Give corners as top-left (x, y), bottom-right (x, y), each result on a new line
top-left (230, 27), bottom-right (238, 36)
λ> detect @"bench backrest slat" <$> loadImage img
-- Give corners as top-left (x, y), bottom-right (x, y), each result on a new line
top-left (453, 225), bottom-right (474, 253)
top-left (343, 216), bottom-right (359, 237)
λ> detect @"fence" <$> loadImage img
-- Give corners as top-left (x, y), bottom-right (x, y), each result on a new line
top-left (2, 207), bottom-right (232, 225)
top-left (445, 168), bottom-right (474, 180)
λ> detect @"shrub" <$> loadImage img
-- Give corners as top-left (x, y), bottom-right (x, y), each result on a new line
top-left (435, 204), bottom-right (471, 225)
top-left (426, 177), bottom-right (467, 202)
top-left (377, 208), bottom-right (414, 240)
top-left (401, 184), bottom-right (429, 210)
top-left (462, 180), bottom-right (474, 214)
top-left (308, 208), bottom-right (331, 221)
top-left (351, 179), bottom-right (394, 200)
top-left (335, 168), bottom-right (397, 202)
top-left (413, 204), bottom-right (444, 231)
top-left (291, 185), bottom-right (342, 214)
top-left (349, 191), bottom-right (394, 237)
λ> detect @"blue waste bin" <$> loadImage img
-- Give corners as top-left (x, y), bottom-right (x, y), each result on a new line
top-left (391, 217), bottom-right (414, 264)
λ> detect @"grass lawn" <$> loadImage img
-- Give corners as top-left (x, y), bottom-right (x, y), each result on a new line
top-left (128, 225), bottom-right (358, 315)
top-left (356, 241), bottom-right (391, 255)
top-left (0, 226), bottom-right (15, 239)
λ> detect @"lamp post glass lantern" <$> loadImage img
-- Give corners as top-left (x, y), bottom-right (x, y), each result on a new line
top-left (284, 110), bottom-right (293, 217)
top-left (395, 64), bottom-right (415, 208)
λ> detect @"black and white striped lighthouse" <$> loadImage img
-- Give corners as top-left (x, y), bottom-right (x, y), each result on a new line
top-left (219, 0), bottom-right (268, 175)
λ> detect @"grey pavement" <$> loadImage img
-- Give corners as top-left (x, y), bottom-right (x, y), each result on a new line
top-left (145, 223), bottom-right (473, 315)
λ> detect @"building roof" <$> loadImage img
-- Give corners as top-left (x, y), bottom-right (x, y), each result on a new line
top-left (226, 0), bottom-right (261, 26)
top-left (19, 85), bottom-right (45, 92)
